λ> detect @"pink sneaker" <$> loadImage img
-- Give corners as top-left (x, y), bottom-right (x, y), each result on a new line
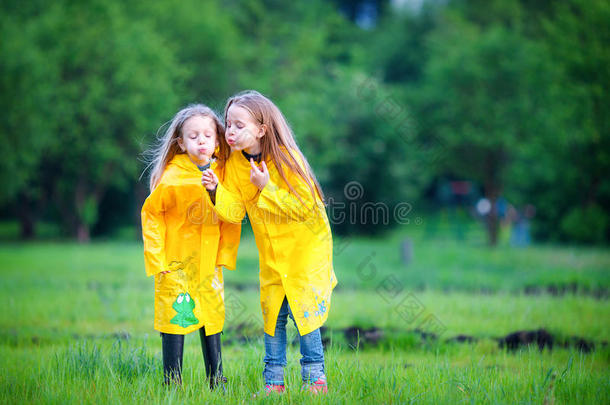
top-left (253, 384), bottom-right (285, 398)
top-left (302, 377), bottom-right (328, 394)
top-left (265, 384), bottom-right (285, 394)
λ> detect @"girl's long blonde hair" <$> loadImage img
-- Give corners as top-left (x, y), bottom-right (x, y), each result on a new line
top-left (224, 90), bottom-right (324, 205)
top-left (144, 104), bottom-right (229, 191)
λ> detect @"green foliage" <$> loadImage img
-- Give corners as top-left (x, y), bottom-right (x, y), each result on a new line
top-left (420, 21), bottom-right (556, 185)
top-left (410, 13), bottom-right (559, 244)
top-left (1, 0), bottom-right (183, 239)
top-left (45, 1), bottom-right (183, 239)
top-left (125, 0), bottom-right (243, 106)
top-left (560, 204), bottom-right (609, 244)
top-left (0, 12), bottom-right (56, 205)
top-left (0, 0), bottom-right (607, 243)
top-left (529, 0), bottom-right (610, 242)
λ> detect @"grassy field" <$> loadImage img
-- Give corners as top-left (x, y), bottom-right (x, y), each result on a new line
top-left (0, 222), bottom-right (609, 404)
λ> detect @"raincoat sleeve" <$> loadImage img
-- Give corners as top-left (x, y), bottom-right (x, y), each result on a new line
top-left (256, 177), bottom-right (318, 222)
top-left (216, 220), bottom-right (241, 270)
top-left (141, 184), bottom-right (170, 277)
top-left (214, 176), bottom-right (246, 224)
top-left (256, 155), bottom-right (322, 222)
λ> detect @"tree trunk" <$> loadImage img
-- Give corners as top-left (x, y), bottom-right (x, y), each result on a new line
top-left (73, 171), bottom-right (109, 243)
top-left (74, 178), bottom-right (91, 244)
top-left (485, 200), bottom-right (499, 246)
top-left (16, 192), bottom-right (37, 239)
top-left (77, 222), bottom-right (90, 243)
top-left (17, 205), bottom-right (35, 239)
top-left (482, 148), bottom-right (506, 247)
top-left (484, 183), bottom-right (501, 247)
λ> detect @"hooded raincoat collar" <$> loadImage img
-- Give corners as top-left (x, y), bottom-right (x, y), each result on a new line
top-left (169, 153), bottom-right (205, 174)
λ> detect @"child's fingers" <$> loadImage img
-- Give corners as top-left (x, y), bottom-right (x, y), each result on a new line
top-left (250, 158), bottom-right (261, 173)
top-left (202, 174), bottom-right (217, 187)
top-left (261, 161), bottom-right (268, 173)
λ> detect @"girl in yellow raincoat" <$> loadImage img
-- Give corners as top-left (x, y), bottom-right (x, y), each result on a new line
top-left (202, 90), bottom-right (337, 394)
top-left (141, 104), bottom-right (240, 389)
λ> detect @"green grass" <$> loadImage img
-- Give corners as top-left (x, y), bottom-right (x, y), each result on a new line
top-left (0, 225), bottom-right (609, 403)
top-left (1, 339), bottom-right (607, 404)
top-left (223, 220), bottom-right (610, 293)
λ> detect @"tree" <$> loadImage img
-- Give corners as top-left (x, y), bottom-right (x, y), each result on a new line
top-left (504, 0), bottom-right (610, 243)
top-left (418, 17), bottom-right (558, 245)
top-left (0, 10), bottom-right (61, 238)
top-left (125, 0), bottom-right (244, 108)
top-left (1, 1), bottom-right (184, 241)
top-left (223, 0), bottom-right (428, 234)
top-left (537, 0), bottom-right (610, 243)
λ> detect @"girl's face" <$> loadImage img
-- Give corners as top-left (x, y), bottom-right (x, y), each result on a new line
top-left (178, 115), bottom-right (218, 166)
top-left (225, 104), bottom-right (265, 152)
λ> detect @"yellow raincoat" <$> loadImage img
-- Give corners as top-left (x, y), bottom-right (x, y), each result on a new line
top-left (214, 150), bottom-right (337, 336)
top-left (141, 153), bottom-right (241, 335)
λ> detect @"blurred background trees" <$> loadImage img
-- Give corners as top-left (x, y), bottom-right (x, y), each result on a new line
top-left (1, 0), bottom-right (608, 244)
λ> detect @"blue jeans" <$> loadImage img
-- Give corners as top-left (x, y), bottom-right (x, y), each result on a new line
top-left (263, 297), bottom-right (325, 385)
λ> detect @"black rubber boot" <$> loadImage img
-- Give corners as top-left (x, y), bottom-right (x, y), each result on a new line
top-left (161, 332), bottom-right (185, 386)
top-left (199, 326), bottom-right (227, 391)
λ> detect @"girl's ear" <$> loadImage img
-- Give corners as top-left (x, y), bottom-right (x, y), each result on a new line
top-left (177, 136), bottom-right (185, 152)
top-left (258, 124), bottom-right (268, 138)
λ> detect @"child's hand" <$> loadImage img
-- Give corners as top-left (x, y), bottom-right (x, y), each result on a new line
top-left (250, 158), bottom-right (269, 190)
top-left (166, 261), bottom-right (183, 273)
top-left (201, 168), bottom-right (219, 191)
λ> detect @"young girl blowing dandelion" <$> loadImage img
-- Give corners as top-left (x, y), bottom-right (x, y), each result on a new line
top-left (141, 104), bottom-right (240, 390)
top-left (202, 90), bottom-right (337, 394)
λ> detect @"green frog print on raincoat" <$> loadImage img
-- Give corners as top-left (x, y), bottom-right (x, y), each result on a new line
top-left (170, 292), bottom-right (198, 328)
